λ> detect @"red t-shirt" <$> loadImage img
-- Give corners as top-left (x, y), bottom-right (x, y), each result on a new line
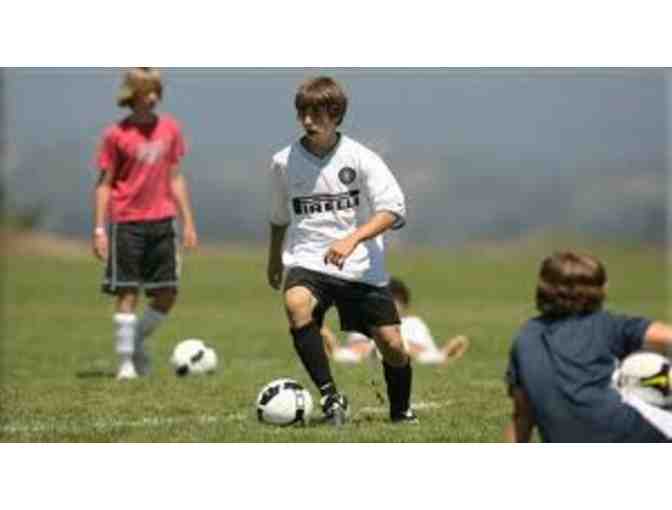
top-left (97, 114), bottom-right (187, 223)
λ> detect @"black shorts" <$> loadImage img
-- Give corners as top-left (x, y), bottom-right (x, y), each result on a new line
top-left (102, 218), bottom-right (180, 297)
top-left (283, 266), bottom-right (400, 337)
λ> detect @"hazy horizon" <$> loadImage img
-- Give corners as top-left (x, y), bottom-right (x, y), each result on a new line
top-left (2, 68), bottom-right (667, 245)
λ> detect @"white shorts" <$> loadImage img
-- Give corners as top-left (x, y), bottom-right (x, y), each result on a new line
top-left (332, 348), bottom-right (366, 364)
top-left (415, 348), bottom-right (446, 364)
top-left (346, 332), bottom-right (370, 345)
top-left (623, 393), bottom-right (672, 439)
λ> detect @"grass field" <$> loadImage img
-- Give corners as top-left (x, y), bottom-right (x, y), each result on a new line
top-left (0, 233), bottom-right (667, 442)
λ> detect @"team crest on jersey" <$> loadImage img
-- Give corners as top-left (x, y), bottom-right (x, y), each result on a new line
top-left (338, 167), bottom-right (357, 185)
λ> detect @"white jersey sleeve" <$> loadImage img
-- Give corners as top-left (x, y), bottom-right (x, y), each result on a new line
top-left (360, 151), bottom-right (406, 230)
top-left (269, 153), bottom-right (290, 226)
top-left (401, 316), bottom-right (436, 351)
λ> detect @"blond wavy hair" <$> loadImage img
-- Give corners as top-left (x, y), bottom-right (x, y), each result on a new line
top-left (117, 67), bottom-right (163, 108)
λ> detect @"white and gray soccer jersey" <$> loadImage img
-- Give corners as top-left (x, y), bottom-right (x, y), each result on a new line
top-left (269, 135), bottom-right (406, 286)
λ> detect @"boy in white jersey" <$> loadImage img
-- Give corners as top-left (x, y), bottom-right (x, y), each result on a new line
top-left (267, 76), bottom-right (415, 425)
top-left (324, 277), bottom-right (470, 365)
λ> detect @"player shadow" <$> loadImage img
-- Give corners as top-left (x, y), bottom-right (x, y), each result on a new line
top-left (75, 370), bottom-right (116, 379)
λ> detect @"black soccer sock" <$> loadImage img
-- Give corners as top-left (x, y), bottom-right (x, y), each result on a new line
top-left (383, 360), bottom-right (413, 418)
top-left (291, 322), bottom-right (337, 398)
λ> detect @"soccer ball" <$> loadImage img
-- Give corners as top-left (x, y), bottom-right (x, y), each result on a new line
top-left (256, 378), bottom-right (314, 426)
top-left (613, 352), bottom-right (671, 408)
top-left (170, 339), bottom-right (218, 376)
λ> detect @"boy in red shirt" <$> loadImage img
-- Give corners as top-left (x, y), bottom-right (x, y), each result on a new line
top-left (93, 68), bottom-right (198, 380)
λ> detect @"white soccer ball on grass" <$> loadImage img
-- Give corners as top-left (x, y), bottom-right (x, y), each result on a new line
top-left (613, 351), bottom-right (671, 408)
top-left (256, 378), bottom-right (314, 426)
top-left (170, 339), bottom-right (218, 376)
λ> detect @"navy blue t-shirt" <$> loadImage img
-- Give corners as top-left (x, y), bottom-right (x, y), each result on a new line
top-left (506, 310), bottom-right (667, 442)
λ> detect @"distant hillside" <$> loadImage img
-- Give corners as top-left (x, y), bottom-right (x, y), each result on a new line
top-left (3, 70), bottom-right (666, 246)
top-left (3, 139), bottom-right (665, 246)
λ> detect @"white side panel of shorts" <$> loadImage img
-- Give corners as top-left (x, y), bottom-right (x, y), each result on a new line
top-left (174, 218), bottom-right (182, 278)
top-left (143, 282), bottom-right (178, 289)
top-left (102, 223), bottom-right (141, 289)
top-left (110, 223), bottom-right (118, 291)
top-left (103, 281), bottom-right (141, 287)
top-left (623, 393), bottom-right (672, 438)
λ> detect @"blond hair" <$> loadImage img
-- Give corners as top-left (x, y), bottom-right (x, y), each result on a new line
top-left (117, 67), bottom-right (163, 108)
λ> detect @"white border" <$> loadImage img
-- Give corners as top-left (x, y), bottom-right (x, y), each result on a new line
top-left (0, 444), bottom-right (669, 510)
top-left (1, 2), bottom-right (671, 66)
top-left (2, 3), bottom-right (671, 509)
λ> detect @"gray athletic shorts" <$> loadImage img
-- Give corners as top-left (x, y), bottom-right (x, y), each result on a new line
top-left (102, 218), bottom-right (179, 297)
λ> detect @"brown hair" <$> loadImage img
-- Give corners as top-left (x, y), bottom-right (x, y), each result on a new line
top-left (117, 67), bottom-right (163, 108)
top-left (294, 76), bottom-right (348, 126)
top-left (536, 251), bottom-right (607, 317)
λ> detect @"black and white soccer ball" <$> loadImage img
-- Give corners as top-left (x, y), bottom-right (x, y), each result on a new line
top-left (170, 339), bottom-right (218, 376)
top-left (613, 352), bottom-right (671, 408)
top-left (256, 378), bottom-right (314, 426)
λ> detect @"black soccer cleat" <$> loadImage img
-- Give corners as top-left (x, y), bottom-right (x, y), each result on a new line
top-left (391, 409), bottom-right (419, 424)
top-left (320, 393), bottom-right (350, 427)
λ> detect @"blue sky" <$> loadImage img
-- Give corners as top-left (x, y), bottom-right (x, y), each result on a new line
top-left (2, 69), bottom-right (666, 244)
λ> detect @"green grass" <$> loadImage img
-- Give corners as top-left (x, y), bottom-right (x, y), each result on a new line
top-left (1, 237), bottom-right (667, 442)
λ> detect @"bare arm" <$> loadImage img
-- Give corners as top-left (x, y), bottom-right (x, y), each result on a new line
top-left (170, 168), bottom-right (198, 249)
top-left (267, 223), bottom-right (288, 290)
top-left (504, 387), bottom-right (536, 442)
top-left (92, 170), bottom-right (113, 260)
top-left (643, 321), bottom-right (672, 356)
top-left (324, 211), bottom-right (397, 269)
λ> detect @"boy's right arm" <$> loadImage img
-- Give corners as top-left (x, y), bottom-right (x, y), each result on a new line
top-left (504, 387), bottom-right (536, 442)
top-left (267, 158), bottom-right (290, 290)
top-left (643, 322), bottom-right (672, 357)
top-left (92, 170), bottom-right (113, 261)
top-left (267, 223), bottom-right (287, 290)
top-left (504, 341), bottom-right (535, 442)
top-left (93, 128), bottom-right (117, 261)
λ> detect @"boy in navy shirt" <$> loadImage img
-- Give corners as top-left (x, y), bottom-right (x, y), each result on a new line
top-left (505, 251), bottom-right (672, 442)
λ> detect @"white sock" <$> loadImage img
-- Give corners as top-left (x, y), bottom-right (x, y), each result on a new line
top-left (136, 307), bottom-right (166, 350)
top-left (114, 313), bottom-right (138, 359)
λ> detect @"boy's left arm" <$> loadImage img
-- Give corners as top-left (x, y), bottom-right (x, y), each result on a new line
top-left (324, 211), bottom-right (396, 268)
top-left (171, 166), bottom-right (198, 249)
top-left (324, 153), bottom-right (405, 269)
top-left (642, 321), bottom-right (672, 358)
